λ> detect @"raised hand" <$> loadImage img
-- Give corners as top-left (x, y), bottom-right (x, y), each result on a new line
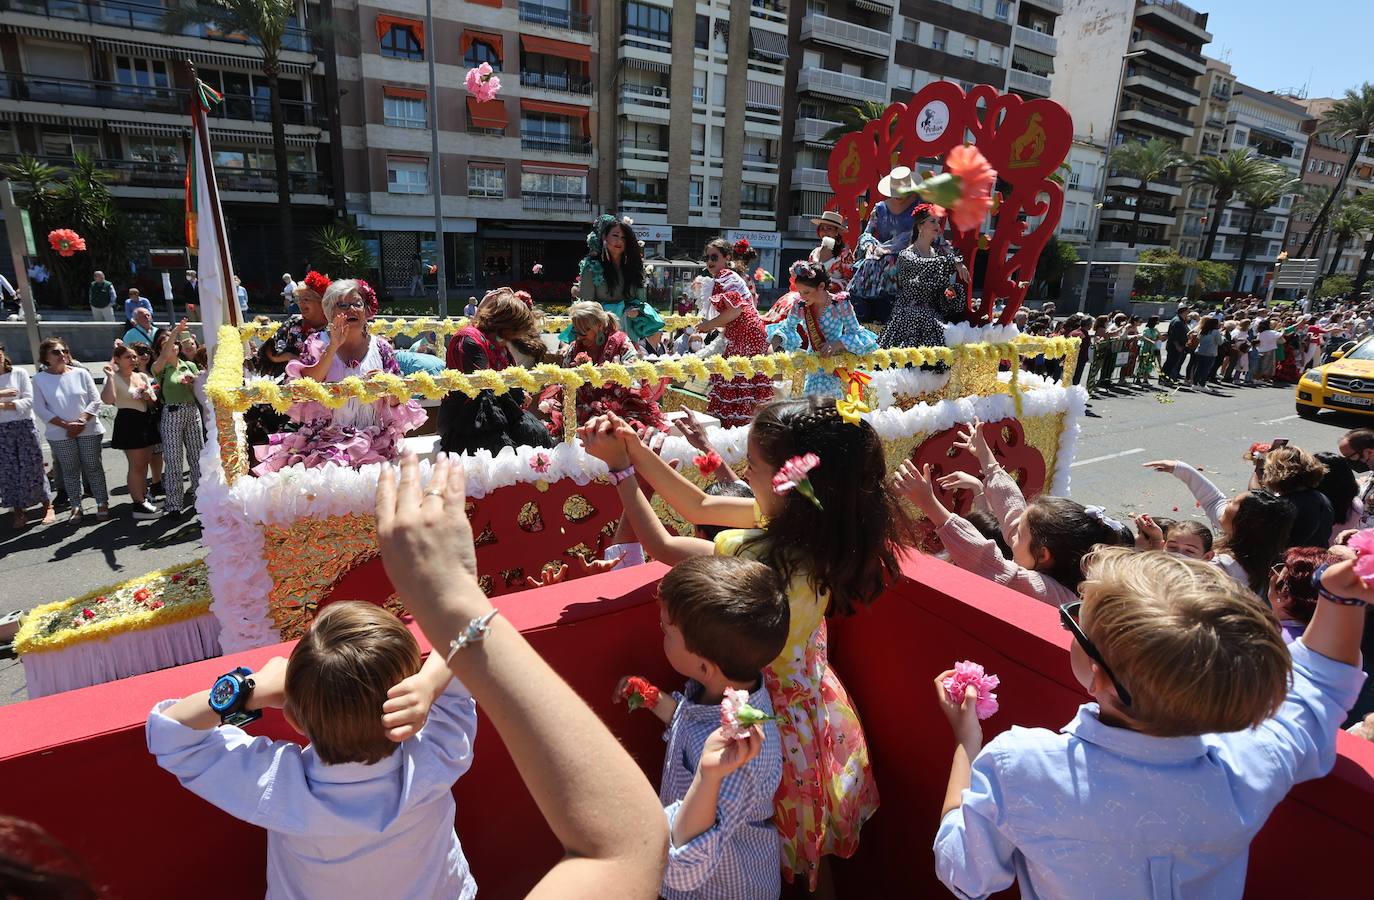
top-left (953, 418), bottom-right (997, 470)
top-left (1141, 460), bottom-right (1178, 473)
top-left (524, 554), bottom-right (623, 589)
top-left (938, 470), bottom-right (983, 495)
top-left (892, 460), bottom-right (938, 510)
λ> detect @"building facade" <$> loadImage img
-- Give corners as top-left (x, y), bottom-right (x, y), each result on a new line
top-left (1288, 96), bottom-right (1374, 289)
top-left (0, 0), bottom-right (335, 298)
top-left (1169, 55), bottom-right (1232, 260)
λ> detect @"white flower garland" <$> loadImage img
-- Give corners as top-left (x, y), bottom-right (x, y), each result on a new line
top-left (944, 322), bottom-right (1021, 346)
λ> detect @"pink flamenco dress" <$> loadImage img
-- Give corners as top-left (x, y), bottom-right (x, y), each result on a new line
top-left (252, 333), bottom-right (427, 475)
top-left (706, 268), bottom-right (774, 427)
top-left (713, 527), bottom-right (878, 887)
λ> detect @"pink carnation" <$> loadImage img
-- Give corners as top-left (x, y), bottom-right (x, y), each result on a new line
top-left (464, 62), bottom-right (501, 102)
top-left (719, 687), bottom-right (775, 740)
top-left (532, 263), bottom-right (544, 275)
top-left (942, 660), bottom-right (1000, 720)
top-left (1348, 529), bottom-right (1374, 586)
top-left (529, 451), bottom-right (551, 474)
top-left (771, 453), bottom-right (819, 495)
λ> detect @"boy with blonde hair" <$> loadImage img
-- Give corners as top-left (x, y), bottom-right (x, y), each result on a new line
top-left (148, 601), bottom-right (478, 899)
top-left (933, 547), bottom-right (1368, 899)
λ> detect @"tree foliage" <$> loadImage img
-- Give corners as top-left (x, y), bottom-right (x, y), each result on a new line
top-left (1133, 248), bottom-right (1232, 295)
top-left (1034, 236), bottom-right (1078, 292)
top-left (312, 224), bottom-right (377, 279)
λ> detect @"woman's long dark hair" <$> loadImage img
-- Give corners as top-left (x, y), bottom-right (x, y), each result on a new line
top-left (744, 397), bottom-right (919, 616)
top-left (1221, 489), bottom-right (1295, 593)
top-left (596, 220), bottom-right (645, 297)
top-left (1314, 451), bottom-right (1359, 523)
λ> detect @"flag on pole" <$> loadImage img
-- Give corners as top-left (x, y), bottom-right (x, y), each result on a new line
top-left (185, 73), bottom-right (239, 352)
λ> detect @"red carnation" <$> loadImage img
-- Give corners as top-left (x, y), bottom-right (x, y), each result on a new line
top-left (81, 608), bottom-right (95, 620)
top-left (187, 578), bottom-right (197, 586)
top-left (303, 270), bottom-right (332, 296)
top-left (733, 238), bottom-right (751, 256)
top-left (171, 574), bottom-right (183, 583)
top-left (943, 144), bottom-right (997, 233)
top-left (945, 288), bottom-right (957, 299)
top-left (620, 676), bottom-right (660, 711)
top-left (150, 601), bottom-right (164, 610)
top-left (694, 450), bottom-right (723, 476)
top-left (133, 588), bottom-right (150, 602)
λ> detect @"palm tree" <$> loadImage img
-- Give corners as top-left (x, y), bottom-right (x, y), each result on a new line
top-left (819, 100), bottom-right (890, 144)
top-left (1187, 148), bottom-right (1279, 260)
top-left (1231, 170), bottom-right (1299, 291)
top-left (1107, 138), bottom-right (1189, 248)
top-left (163, 0), bottom-right (303, 269)
top-left (1297, 82), bottom-right (1374, 258)
top-left (1320, 203), bottom-right (1374, 289)
top-left (1292, 184), bottom-right (1333, 259)
top-left (1348, 193), bottom-right (1374, 296)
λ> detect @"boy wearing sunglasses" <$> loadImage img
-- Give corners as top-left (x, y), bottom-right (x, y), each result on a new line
top-left (933, 546), bottom-right (1368, 899)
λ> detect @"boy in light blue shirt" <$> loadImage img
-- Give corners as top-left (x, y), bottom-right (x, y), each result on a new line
top-left (148, 601), bottom-right (478, 899)
top-left (933, 547), bottom-right (1367, 900)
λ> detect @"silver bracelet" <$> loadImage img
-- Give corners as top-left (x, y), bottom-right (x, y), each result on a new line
top-left (445, 609), bottom-right (500, 663)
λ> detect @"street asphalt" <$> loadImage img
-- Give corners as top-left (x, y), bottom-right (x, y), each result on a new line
top-left (0, 375), bottom-right (1366, 706)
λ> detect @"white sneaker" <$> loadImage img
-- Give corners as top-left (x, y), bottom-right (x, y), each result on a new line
top-left (132, 501), bottom-right (160, 520)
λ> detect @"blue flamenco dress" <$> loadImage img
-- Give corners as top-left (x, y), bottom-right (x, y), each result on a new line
top-left (767, 292), bottom-right (877, 397)
top-left (566, 256), bottom-right (666, 344)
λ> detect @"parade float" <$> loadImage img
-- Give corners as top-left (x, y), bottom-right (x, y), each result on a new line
top-left (4, 79), bottom-right (1373, 900)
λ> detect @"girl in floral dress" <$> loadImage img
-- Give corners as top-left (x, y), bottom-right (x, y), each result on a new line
top-left (768, 261), bottom-right (877, 398)
top-left (578, 397), bottom-right (919, 890)
top-left (696, 238), bottom-right (773, 426)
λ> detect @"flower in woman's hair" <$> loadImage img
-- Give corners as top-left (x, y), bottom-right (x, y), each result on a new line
top-left (1348, 529), bottom-right (1374, 586)
top-left (942, 660), bottom-right (1000, 720)
top-left (719, 687), bottom-right (777, 739)
top-left (303, 270), bottom-right (332, 296)
top-left (620, 676), bottom-right (659, 711)
top-left (621, 215), bottom-right (634, 226)
top-left (464, 62), bottom-right (501, 102)
top-left (529, 451), bottom-right (551, 474)
top-left (772, 453), bottom-right (823, 510)
top-left (356, 280), bottom-right (379, 317)
top-left (47, 228), bottom-right (86, 257)
top-left (694, 450), bottom-right (723, 476)
top-left (532, 263), bottom-right (543, 275)
top-left (733, 238), bottom-right (752, 256)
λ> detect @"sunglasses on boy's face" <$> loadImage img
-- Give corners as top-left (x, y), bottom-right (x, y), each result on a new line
top-left (1059, 601), bottom-right (1133, 708)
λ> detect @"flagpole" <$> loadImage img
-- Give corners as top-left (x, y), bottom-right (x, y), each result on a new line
top-left (186, 60), bottom-right (242, 352)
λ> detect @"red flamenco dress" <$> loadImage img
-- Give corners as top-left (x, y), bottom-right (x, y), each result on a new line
top-left (539, 328), bottom-right (665, 437)
top-left (706, 269), bottom-right (774, 427)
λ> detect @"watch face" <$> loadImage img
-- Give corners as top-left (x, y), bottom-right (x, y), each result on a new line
top-left (209, 674), bottom-right (239, 713)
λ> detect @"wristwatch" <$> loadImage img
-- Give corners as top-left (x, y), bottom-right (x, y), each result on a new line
top-left (208, 666), bottom-right (262, 727)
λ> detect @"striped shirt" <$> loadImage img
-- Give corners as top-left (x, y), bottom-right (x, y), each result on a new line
top-left (660, 679), bottom-right (783, 900)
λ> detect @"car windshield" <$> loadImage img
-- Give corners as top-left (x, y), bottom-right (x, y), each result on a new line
top-left (1343, 339), bottom-right (1374, 362)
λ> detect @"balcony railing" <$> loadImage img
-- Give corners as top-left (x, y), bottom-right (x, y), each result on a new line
top-left (521, 192), bottom-right (593, 212)
top-left (791, 166), bottom-right (831, 189)
top-left (519, 71), bottom-right (592, 96)
top-left (1130, 35), bottom-right (1206, 68)
top-left (620, 83), bottom-right (669, 108)
top-left (520, 135), bottom-right (592, 155)
top-left (1137, 0), bottom-right (1209, 30)
top-left (1013, 25), bottom-right (1057, 56)
top-left (797, 67), bottom-right (886, 103)
top-left (799, 13), bottom-right (890, 57)
top-left (0, 73), bottom-right (325, 126)
top-left (1007, 68), bottom-right (1051, 97)
top-left (0, 0), bottom-right (316, 53)
top-left (794, 117), bottom-right (841, 145)
top-left (1125, 65), bottom-right (1200, 97)
top-left (0, 154), bottom-right (326, 195)
top-left (518, 2), bottom-right (591, 33)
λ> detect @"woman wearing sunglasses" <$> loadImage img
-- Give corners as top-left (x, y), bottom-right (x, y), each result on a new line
top-left (253, 279), bottom-right (425, 475)
top-left (32, 338), bottom-right (109, 523)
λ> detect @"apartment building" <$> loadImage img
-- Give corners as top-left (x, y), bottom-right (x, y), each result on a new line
top-left (1169, 56), bottom-right (1232, 259)
top-left (1288, 96), bottom-right (1373, 286)
top-left (1207, 84), bottom-right (1308, 293)
top-left (0, 0), bottom-right (335, 283)
top-left (778, 0), bottom-right (1061, 265)
top-left (335, 0), bottom-right (597, 295)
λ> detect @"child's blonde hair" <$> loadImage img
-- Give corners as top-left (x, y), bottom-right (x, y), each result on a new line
top-left (1079, 548), bottom-right (1289, 737)
top-left (285, 602), bottom-right (422, 765)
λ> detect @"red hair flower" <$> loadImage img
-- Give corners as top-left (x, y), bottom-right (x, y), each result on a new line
top-left (620, 676), bottom-right (660, 711)
top-left (303, 270), bottom-right (332, 296)
top-left (47, 229), bottom-right (86, 257)
top-left (733, 238), bottom-right (752, 256)
top-left (356, 279), bottom-right (378, 317)
top-left (694, 450), bottom-right (723, 476)
top-left (514, 290), bottom-right (534, 307)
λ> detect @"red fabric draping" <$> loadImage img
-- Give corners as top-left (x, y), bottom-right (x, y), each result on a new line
top-left (375, 14), bottom-right (423, 50)
top-left (520, 34), bottom-right (591, 64)
top-left (383, 85), bottom-right (426, 101)
top-left (466, 97), bottom-right (509, 129)
top-left (459, 29), bottom-right (503, 61)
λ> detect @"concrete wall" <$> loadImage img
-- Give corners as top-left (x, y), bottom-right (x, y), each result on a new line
top-left (1051, 0), bottom-right (1131, 142)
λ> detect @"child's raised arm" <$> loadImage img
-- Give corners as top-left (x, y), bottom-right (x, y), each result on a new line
top-left (376, 454), bottom-right (668, 899)
top-left (955, 418), bottom-right (1024, 543)
top-left (1143, 459), bottom-right (1227, 529)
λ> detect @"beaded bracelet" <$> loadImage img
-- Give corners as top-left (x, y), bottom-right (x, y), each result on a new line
top-left (1311, 563), bottom-right (1371, 607)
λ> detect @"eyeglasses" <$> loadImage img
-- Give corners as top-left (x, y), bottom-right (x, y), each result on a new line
top-left (1059, 601), bottom-right (1133, 707)
top-left (335, 300), bottom-right (366, 310)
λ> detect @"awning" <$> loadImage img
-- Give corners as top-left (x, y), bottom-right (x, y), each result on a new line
top-left (748, 28), bottom-right (789, 63)
top-left (376, 15), bottom-right (424, 50)
top-left (520, 98), bottom-right (589, 119)
top-left (460, 29), bottom-right (503, 61)
top-left (1014, 47), bottom-right (1054, 73)
top-left (108, 122), bottom-right (187, 138)
top-left (623, 57), bottom-right (670, 74)
top-left (853, 0), bottom-right (893, 11)
top-left (209, 127), bottom-right (316, 148)
top-left (522, 162), bottom-right (588, 175)
top-left (94, 37), bottom-right (313, 75)
top-left (520, 34), bottom-right (591, 64)
top-left (467, 97), bottom-right (508, 129)
top-left (747, 80), bottom-right (783, 109)
top-left (383, 85), bottom-right (426, 100)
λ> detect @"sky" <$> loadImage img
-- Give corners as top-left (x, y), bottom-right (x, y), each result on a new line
top-left (1199, 0), bottom-right (1369, 100)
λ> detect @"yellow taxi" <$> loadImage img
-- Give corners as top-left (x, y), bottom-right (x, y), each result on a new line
top-left (1297, 336), bottom-right (1374, 418)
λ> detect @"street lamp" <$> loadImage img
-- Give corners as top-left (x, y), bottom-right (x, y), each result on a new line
top-left (1075, 50), bottom-right (1147, 315)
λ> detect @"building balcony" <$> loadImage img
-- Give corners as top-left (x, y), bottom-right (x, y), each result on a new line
top-left (520, 135), bottom-right (592, 156)
top-left (799, 13), bottom-right (890, 59)
top-left (0, 0), bottom-right (317, 54)
top-left (797, 67), bottom-right (887, 103)
top-left (1012, 25), bottom-right (1057, 57)
top-left (1021, 0), bottom-right (1064, 13)
top-left (751, 0), bottom-right (791, 24)
top-left (520, 191), bottom-right (593, 213)
top-left (518, 2), bottom-right (592, 34)
top-left (618, 82), bottom-right (669, 112)
top-left (1007, 69), bottom-right (1051, 97)
top-left (787, 215), bottom-right (820, 234)
top-left (1106, 174), bottom-right (1182, 196)
top-left (0, 153), bottom-right (328, 199)
top-left (791, 166), bottom-right (832, 190)
top-left (1135, 0), bottom-right (1212, 44)
top-left (1117, 103), bottom-right (1193, 138)
top-left (794, 116), bottom-right (842, 146)
top-left (1100, 204), bottom-right (1177, 226)
top-left (847, 0), bottom-right (895, 14)
top-left (0, 73), bottom-right (326, 127)
top-left (519, 72), bottom-right (592, 97)
top-left (1129, 36), bottom-right (1207, 76)
top-left (1122, 67), bottom-right (1200, 107)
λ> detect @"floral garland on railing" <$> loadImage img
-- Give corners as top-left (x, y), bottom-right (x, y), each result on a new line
top-left (14, 559), bottom-right (212, 655)
top-left (208, 325), bottom-right (1079, 415)
top-left (235, 314), bottom-right (706, 343)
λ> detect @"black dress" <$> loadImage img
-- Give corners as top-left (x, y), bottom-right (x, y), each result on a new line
top-left (877, 244), bottom-right (966, 349)
top-left (437, 329), bottom-right (555, 456)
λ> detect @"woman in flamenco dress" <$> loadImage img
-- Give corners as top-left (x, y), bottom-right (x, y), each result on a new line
top-left (569, 214), bottom-right (666, 349)
top-left (695, 238), bottom-right (774, 427)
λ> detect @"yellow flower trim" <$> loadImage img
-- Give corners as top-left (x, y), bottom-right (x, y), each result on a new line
top-left (236, 314), bottom-right (704, 343)
top-left (205, 333), bottom-right (1080, 415)
top-left (14, 559), bottom-right (212, 655)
